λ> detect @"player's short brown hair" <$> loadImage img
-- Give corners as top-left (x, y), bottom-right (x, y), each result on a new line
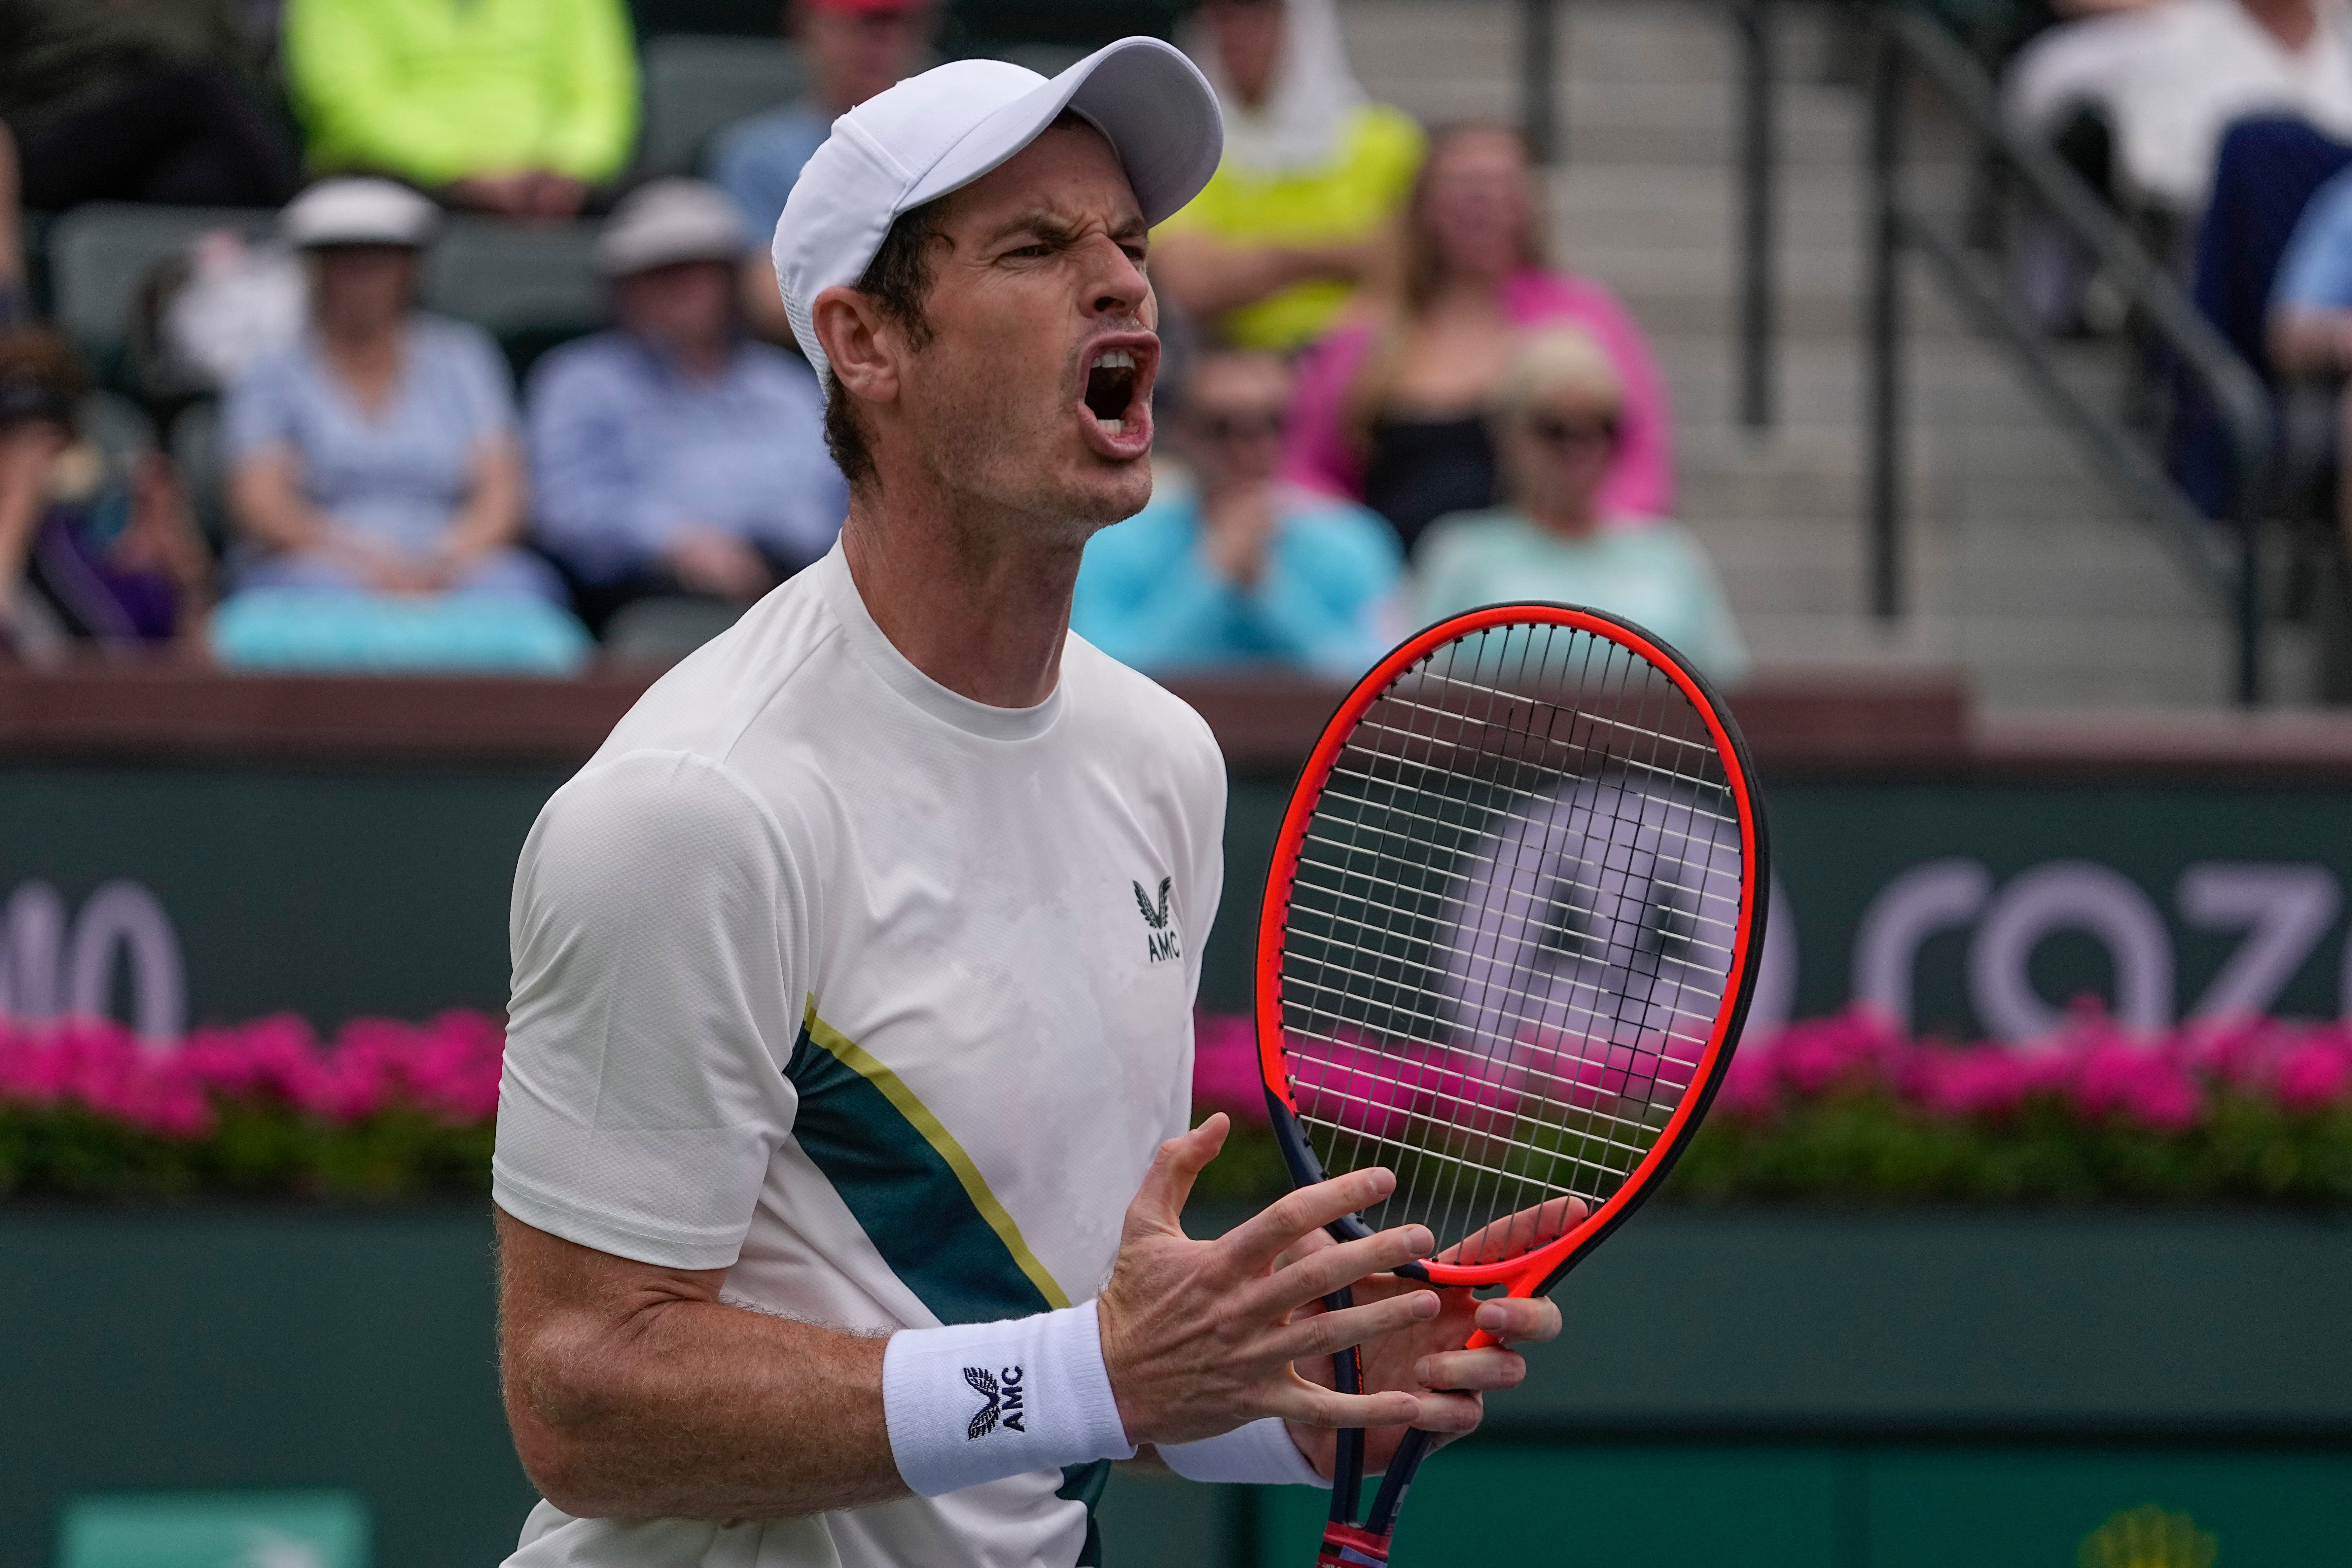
top-left (822, 196), bottom-right (947, 491)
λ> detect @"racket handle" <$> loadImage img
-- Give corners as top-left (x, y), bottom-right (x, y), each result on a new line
top-left (1316, 1521), bottom-right (1395, 1567)
top-left (1325, 1287), bottom-right (1366, 1528)
top-left (1363, 1425), bottom-right (1438, 1540)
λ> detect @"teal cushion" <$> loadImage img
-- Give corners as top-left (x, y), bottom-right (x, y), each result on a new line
top-left (210, 590), bottom-right (593, 675)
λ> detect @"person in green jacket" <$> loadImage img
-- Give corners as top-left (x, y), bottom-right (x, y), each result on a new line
top-left (283, 0), bottom-right (638, 220)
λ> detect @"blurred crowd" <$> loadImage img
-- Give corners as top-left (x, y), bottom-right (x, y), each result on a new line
top-left (1977, 0), bottom-right (2352, 693)
top-left (0, 0), bottom-right (1754, 684)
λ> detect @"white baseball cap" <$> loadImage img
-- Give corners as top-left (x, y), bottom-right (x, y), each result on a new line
top-left (597, 177), bottom-right (749, 276)
top-left (282, 178), bottom-right (441, 249)
top-left (772, 37), bottom-right (1224, 383)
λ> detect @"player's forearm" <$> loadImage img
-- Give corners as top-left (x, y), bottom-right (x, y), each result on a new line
top-left (507, 1294), bottom-right (904, 1518)
top-left (1152, 235), bottom-right (1352, 319)
top-left (496, 1210), bottom-right (906, 1519)
top-left (2270, 309), bottom-right (2352, 378)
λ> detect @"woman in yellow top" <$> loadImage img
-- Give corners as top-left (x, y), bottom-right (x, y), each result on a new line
top-left (1154, 0), bottom-right (1424, 353)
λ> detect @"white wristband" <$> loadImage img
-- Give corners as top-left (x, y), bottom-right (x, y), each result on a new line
top-left (881, 1299), bottom-right (1135, 1496)
top-left (1159, 1418), bottom-right (1330, 1486)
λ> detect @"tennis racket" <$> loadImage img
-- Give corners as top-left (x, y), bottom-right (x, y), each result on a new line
top-left (1253, 604), bottom-right (1769, 1568)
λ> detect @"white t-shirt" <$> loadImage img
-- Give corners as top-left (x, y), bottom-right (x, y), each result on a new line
top-left (2008, 0), bottom-right (2352, 211)
top-left (493, 542), bottom-right (1227, 1568)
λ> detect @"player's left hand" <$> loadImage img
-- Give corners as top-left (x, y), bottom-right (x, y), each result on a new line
top-left (1277, 1202), bottom-right (1578, 1480)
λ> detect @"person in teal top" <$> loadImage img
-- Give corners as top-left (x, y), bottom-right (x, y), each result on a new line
top-left (1073, 348), bottom-right (1401, 679)
top-left (1417, 324), bottom-right (1750, 685)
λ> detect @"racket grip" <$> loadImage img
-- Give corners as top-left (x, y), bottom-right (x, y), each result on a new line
top-left (1316, 1521), bottom-right (1394, 1567)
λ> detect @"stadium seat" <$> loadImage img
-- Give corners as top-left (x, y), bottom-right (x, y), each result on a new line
top-left (58, 1490), bottom-right (370, 1568)
top-left (46, 204), bottom-right (273, 363)
top-left (421, 218), bottom-right (605, 339)
top-left (629, 0), bottom-right (775, 37)
top-left (80, 392), bottom-right (157, 469)
top-left (637, 35), bottom-right (807, 179)
top-left (963, 42), bottom-right (1089, 76)
top-left (604, 596), bottom-right (744, 665)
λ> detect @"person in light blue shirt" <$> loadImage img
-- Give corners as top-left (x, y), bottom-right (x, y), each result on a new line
top-left (1073, 348), bottom-right (1401, 679)
top-left (2271, 163), bottom-right (2352, 376)
top-left (221, 181), bottom-right (563, 606)
top-left (1417, 324), bottom-right (1748, 686)
top-left (708, 0), bottom-right (937, 339)
top-left (527, 179), bottom-right (845, 631)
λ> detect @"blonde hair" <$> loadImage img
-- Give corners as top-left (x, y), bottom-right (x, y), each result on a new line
top-left (1339, 123), bottom-right (1549, 449)
top-left (1496, 324), bottom-right (1623, 421)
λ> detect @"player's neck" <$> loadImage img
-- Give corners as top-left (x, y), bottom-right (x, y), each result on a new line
top-left (839, 490), bottom-right (1084, 710)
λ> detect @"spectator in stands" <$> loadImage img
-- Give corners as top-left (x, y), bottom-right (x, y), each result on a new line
top-left (282, 0), bottom-right (637, 220)
top-left (216, 180), bottom-right (586, 670)
top-left (1070, 347), bottom-right (1399, 678)
top-left (0, 0), bottom-right (298, 213)
top-left (0, 327), bottom-right (212, 664)
top-left (0, 127), bottom-right (23, 326)
top-left (2270, 161), bottom-right (2352, 374)
top-left (1283, 123), bottom-right (1673, 555)
top-left (1417, 327), bottom-right (1747, 685)
top-left (527, 179), bottom-right (845, 632)
top-left (1153, 0), bottom-right (1423, 354)
top-left (2008, 0), bottom-right (2352, 227)
top-left (709, 0), bottom-right (937, 338)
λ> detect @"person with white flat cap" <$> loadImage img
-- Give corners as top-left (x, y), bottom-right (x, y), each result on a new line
top-left (223, 177), bottom-right (565, 608)
top-left (491, 41), bottom-right (1560, 1568)
top-left (526, 178), bottom-right (845, 632)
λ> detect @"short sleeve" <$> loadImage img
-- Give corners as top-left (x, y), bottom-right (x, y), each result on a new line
top-left (495, 750), bottom-right (810, 1270)
top-left (2275, 173), bottom-right (2352, 312)
top-left (218, 351), bottom-right (300, 465)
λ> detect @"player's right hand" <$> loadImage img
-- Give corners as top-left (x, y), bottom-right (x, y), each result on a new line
top-left (1095, 1113), bottom-right (1439, 1448)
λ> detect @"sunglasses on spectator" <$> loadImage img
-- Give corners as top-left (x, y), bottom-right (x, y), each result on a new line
top-left (1523, 413), bottom-right (1617, 449)
top-left (1190, 409), bottom-right (1289, 442)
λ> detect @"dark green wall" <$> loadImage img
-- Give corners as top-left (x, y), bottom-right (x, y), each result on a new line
top-left (4, 1208), bottom-right (2346, 1568)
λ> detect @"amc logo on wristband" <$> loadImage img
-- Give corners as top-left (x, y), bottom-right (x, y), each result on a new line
top-left (962, 1365), bottom-right (1026, 1439)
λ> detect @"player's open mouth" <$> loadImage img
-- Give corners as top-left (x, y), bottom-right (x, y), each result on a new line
top-left (1084, 349), bottom-right (1143, 434)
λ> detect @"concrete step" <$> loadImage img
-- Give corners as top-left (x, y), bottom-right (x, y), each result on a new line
top-left (1333, 0), bottom-right (2279, 711)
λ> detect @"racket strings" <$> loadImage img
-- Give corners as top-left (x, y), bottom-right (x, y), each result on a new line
top-left (1277, 621), bottom-right (1743, 1263)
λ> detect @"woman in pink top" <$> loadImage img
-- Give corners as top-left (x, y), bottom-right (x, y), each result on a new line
top-left (1280, 122), bottom-right (1673, 552)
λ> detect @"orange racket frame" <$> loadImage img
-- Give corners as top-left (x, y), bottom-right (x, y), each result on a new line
top-left (1254, 602), bottom-right (1769, 1316)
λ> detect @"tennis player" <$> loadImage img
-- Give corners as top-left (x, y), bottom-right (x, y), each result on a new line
top-left (491, 39), bottom-right (1560, 1568)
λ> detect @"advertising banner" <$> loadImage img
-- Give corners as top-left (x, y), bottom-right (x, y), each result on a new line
top-left (7, 769), bottom-right (2352, 1041)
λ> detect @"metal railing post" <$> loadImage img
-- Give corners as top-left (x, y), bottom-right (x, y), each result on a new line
top-left (2235, 483), bottom-right (2263, 704)
top-left (1522, 0), bottom-right (1560, 164)
top-left (1737, 0), bottom-right (1777, 431)
top-left (1865, 18), bottom-right (1903, 620)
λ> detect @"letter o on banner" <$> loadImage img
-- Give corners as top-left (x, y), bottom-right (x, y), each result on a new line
top-left (1968, 861), bottom-right (2173, 1042)
top-left (65, 880), bottom-right (186, 1046)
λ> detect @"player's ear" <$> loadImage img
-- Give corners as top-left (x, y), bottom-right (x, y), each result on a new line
top-left (811, 285), bottom-right (902, 409)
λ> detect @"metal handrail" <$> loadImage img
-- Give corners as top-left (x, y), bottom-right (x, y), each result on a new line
top-left (1864, 5), bottom-right (2274, 703)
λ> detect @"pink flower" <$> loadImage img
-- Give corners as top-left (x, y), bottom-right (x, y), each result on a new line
top-left (1905, 1045), bottom-right (2035, 1120)
top-left (1191, 1012), bottom-right (1269, 1123)
top-left (2069, 1039), bottom-right (2204, 1133)
top-left (2274, 1038), bottom-right (2352, 1113)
